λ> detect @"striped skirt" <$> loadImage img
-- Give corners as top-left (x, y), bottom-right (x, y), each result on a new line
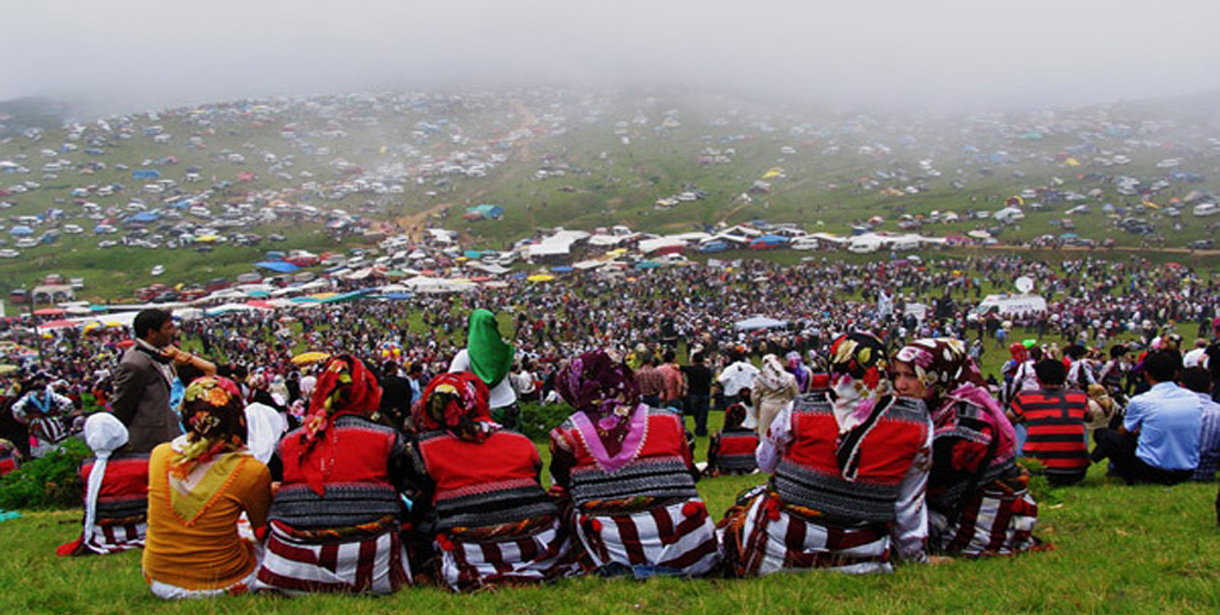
top-left (719, 491), bottom-right (893, 577)
top-left (574, 499), bottom-right (720, 578)
top-left (60, 520), bottom-right (146, 556)
top-left (929, 485), bottom-right (1039, 556)
top-left (438, 517), bottom-right (579, 592)
top-left (257, 522), bottom-right (411, 594)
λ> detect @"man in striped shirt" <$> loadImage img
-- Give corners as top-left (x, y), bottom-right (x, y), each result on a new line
top-left (1009, 359), bottom-right (1092, 486)
top-left (1181, 367), bottom-right (1220, 482)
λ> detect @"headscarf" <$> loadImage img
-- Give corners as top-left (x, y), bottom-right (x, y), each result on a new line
top-left (785, 351), bottom-right (810, 391)
top-left (1009, 342), bottom-right (1028, 363)
top-left (723, 403), bottom-right (748, 431)
top-left (828, 332), bottom-right (892, 433)
top-left (753, 354), bottom-right (799, 436)
top-left (167, 376), bottom-right (250, 524)
top-left (170, 376), bottom-right (247, 480)
top-left (894, 338), bottom-right (1015, 462)
top-left (244, 402), bottom-right (286, 465)
top-left (81, 413), bottom-right (128, 546)
top-left (416, 372), bottom-right (493, 443)
top-left (466, 309), bottom-right (513, 388)
top-left (557, 349), bottom-right (648, 473)
top-left (298, 355), bottom-right (382, 495)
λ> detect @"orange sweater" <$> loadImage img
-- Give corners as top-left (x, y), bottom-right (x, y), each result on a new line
top-left (143, 443), bottom-right (271, 590)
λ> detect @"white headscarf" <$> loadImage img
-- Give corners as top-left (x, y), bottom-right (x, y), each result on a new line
top-left (243, 402), bottom-right (286, 465)
top-left (82, 413), bottom-right (128, 543)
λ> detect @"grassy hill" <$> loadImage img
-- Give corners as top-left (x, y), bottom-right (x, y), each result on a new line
top-left (1, 88), bottom-right (1219, 300)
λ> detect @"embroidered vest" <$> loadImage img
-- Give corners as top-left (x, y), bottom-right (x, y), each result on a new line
top-left (714, 429), bottom-right (759, 472)
top-left (563, 409), bottom-right (698, 506)
top-left (417, 430), bottom-right (555, 530)
top-left (774, 395), bottom-right (929, 523)
top-left (82, 453), bottom-right (150, 521)
top-left (271, 416), bottom-right (402, 528)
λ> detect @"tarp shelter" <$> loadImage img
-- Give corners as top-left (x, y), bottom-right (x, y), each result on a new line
top-left (255, 261), bottom-right (299, 273)
top-left (527, 230), bottom-right (590, 261)
top-left (463, 204), bottom-right (504, 220)
top-left (733, 316), bottom-right (788, 331)
top-left (125, 211), bottom-right (160, 224)
top-left (9, 226), bottom-right (33, 236)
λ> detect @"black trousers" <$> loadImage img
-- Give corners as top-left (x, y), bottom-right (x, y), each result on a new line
top-left (1091, 428), bottom-right (1192, 485)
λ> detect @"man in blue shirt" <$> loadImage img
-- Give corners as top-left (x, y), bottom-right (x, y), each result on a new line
top-left (1090, 350), bottom-right (1200, 485)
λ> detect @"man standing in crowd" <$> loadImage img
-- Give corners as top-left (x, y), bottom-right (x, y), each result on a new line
top-left (378, 360), bottom-right (412, 429)
top-left (1009, 359), bottom-right (1091, 486)
top-left (682, 351), bottom-right (714, 437)
top-left (717, 348), bottom-right (759, 411)
top-left (112, 309), bottom-right (181, 452)
top-left (1090, 350), bottom-right (1200, 485)
top-left (657, 348), bottom-right (686, 412)
top-left (633, 349), bottom-right (666, 407)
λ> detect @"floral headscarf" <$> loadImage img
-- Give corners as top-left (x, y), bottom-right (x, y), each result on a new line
top-left (170, 376), bottom-right (247, 480)
top-left (894, 338), bottom-right (1015, 461)
top-left (557, 349), bottom-right (648, 473)
top-left (297, 355), bottom-right (382, 495)
top-left (828, 332), bottom-right (891, 433)
top-left (416, 372), bottom-right (493, 443)
top-left (756, 354), bottom-right (790, 392)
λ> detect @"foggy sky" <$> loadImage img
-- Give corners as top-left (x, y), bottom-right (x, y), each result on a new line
top-left (5, 0), bottom-right (1220, 116)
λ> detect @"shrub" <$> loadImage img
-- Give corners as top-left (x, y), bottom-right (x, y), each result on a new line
top-left (519, 401), bottom-right (573, 441)
top-left (0, 438), bottom-right (89, 510)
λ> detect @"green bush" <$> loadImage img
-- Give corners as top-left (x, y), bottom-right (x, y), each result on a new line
top-left (519, 401), bottom-right (573, 441)
top-left (0, 438), bottom-right (89, 510)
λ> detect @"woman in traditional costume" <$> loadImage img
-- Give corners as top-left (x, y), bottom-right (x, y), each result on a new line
top-left (892, 338), bottom-right (1042, 557)
top-left (410, 372), bottom-right (577, 591)
top-left (721, 332), bottom-right (931, 576)
top-left (58, 413), bottom-right (149, 556)
top-left (549, 349), bottom-right (720, 578)
top-left (256, 355), bottom-right (412, 594)
top-left (142, 377), bottom-right (271, 599)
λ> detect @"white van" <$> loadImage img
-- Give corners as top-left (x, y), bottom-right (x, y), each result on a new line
top-left (1192, 203), bottom-right (1219, 217)
top-left (848, 237), bottom-right (882, 254)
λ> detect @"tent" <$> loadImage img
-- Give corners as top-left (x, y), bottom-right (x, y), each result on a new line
top-left (733, 316), bottom-right (788, 331)
top-left (255, 261), bottom-right (299, 273)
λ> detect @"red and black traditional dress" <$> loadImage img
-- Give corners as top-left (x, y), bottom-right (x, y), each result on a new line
top-left (549, 350), bottom-right (720, 578)
top-left (411, 372), bottom-right (577, 591)
top-left (257, 355), bottom-right (412, 595)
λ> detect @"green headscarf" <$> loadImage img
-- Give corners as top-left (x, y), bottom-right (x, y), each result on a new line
top-left (466, 309), bottom-right (513, 388)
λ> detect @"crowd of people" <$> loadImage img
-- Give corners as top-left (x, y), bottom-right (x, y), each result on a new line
top-left (0, 252), bottom-right (1217, 598)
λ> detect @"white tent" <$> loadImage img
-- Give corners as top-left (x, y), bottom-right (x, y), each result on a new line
top-left (733, 316), bottom-right (788, 331)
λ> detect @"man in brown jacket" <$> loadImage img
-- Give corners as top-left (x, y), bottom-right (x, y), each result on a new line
top-left (112, 309), bottom-right (180, 452)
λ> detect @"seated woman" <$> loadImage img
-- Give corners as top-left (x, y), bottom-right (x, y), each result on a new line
top-left (722, 332), bottom-right (931, 576)
top-left (410, 372), bottom-right (577, 591)
top-left (892, 338), bottom-right (1042, 557)
top-left (704, 403), bottom-right (759, 476)
top-left (257, 355), bottom-right (412, 595)
top-left (143, 377), bottom-right (272, 600)
top-left (0, 438), bottom-right (20, 476)
top-left (549, 350), bottom-right (720, 578)
top-left (58, 413), bottom-right (150, 556)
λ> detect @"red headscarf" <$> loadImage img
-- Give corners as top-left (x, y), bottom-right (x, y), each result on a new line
top-left (298, 354), bottom-right (382, 495)
top-left (415, 372), bottom-right (493, 443)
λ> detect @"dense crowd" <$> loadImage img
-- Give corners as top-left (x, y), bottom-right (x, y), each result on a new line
top-left (0, 253), bottom-right (1218, 597)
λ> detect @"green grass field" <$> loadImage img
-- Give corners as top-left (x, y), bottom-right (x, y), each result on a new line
top-left (2, 426), bottom-right (1217, 615)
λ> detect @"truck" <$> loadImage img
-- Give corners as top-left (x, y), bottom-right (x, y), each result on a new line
top-left (970, 293), bottom-right (1047, 318)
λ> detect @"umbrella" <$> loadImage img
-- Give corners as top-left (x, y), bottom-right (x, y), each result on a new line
top-left (733, 316), bottom-right (788, 331)
top-left (88, 305), bottom-right (109, 312)
top-left (551, 265), bottom-right (574, 272)
top-left (635, 261), bottom-right (661, 269)
top-left (34, 308), bottom-right (67, 316)
top-left (1166, 262), bottom-right (1183, 269)
top-left (527, 274), bottom-right (555, 282)
top-left (292, 351), bottom-right (331, 365)
top-left (40, 319), bottom-right (76, 329)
